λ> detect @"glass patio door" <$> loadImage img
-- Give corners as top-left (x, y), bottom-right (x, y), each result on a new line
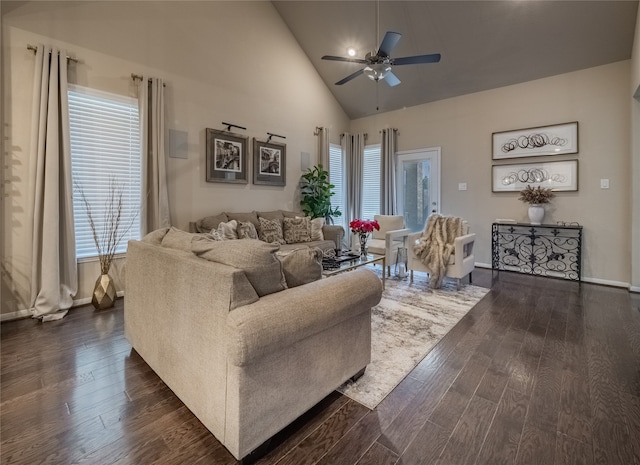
top-left (396, 148), bottom-right (441, 232)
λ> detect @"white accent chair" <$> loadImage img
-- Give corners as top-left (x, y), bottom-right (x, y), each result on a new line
top-left (366, 215), bottom-right (412, 277)
top-left (406, 221), bottom-right (476, 287)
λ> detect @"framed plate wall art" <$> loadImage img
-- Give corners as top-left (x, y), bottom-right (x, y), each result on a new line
top-left (253, 138), bottom-right (286, 186)
top-left (492, 160), bottom-right (578, 192)
top-left (492, 121), bottom-right (578, 160)
top-left (205, 128), bottom-right (249, 184)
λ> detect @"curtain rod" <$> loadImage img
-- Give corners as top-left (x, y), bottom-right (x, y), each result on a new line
top-left (131, 73), bottom-right (166, 87)
top-left (27, 44), bottom-right (79, 63)
top-left (379, 128), bottom-right (400, 135)
top-left (340, 133), bottom-right (368, 140)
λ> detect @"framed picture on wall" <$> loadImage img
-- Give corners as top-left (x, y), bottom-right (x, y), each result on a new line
top-left (492, 159), bottom-right (578, 192)
top-left (205, 128), bottom-right (249, 184)
top-left (253, 138), bottom-right (286, 186)
top-left (492, 121), bottom-right (578, 160)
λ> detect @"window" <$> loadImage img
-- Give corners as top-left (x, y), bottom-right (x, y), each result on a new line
top-left (68, 85), bottom-right (142, 259)
top-left (362, 144), bottom-right (381, 220)
top-left (329, 143), bottom-right (346, 229)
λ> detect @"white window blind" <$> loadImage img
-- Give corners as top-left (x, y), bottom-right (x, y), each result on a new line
top-left (68, 84), bottom-right (142, 259)
top-left (329, 143), bottom-right (346, 229)
top-left (362, 144), bottom-right (381, 221)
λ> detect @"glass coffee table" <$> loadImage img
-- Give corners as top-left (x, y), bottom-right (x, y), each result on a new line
top-left (322, 252), bottom-right (386, 289)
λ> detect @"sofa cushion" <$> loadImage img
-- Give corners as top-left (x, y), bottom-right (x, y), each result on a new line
top-left (196, 213), bottom-right (228, 233)
top-left (191, 236), bottom-right (286, 297)
top-left (237, 221), bottom-right (258, 240)
top-left (226, 211), bottom-right (260, 230)
top-left (282, 210), bottom-right (302, 218)
top-left (217, 220), bottom-right (239, 240)
top-left (310, 217), bottom-right (325, 241)
top-left (275, 247), bottom-right (322, 288)
top-left (161, 227), bottom-right (199, 252)
top-left (141, 227), bottom-right (170, 245)
top-left (283, 217), bottom-right (311, 244)
top-left (258, 217), bottom-right (286, 245)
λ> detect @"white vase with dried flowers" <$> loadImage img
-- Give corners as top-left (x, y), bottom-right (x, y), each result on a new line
top-left (77, 178), bottom-right (137, 310)
top-left (518, 185), bottom-right (555, 225)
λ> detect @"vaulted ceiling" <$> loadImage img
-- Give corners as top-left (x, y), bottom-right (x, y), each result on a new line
top-left (273, 1), bottom-right (638, 119)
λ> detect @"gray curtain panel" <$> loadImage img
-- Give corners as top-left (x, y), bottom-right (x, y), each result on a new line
top-left (316, 126), bottom-right (330, 169)
top-left (380, 128), bottom-right (398, 215)
top-left (139, 77), bottom-right (171, 234)
top-left (343, 132), bottom-right (365, 228)
top-left (29, 45), bottom-right (77, 320)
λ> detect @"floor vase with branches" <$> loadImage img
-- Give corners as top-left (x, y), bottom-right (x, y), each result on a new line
top-left (78, 178), bottom-right (136, 309)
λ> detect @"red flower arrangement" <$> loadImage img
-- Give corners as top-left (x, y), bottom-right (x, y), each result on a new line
top-left (349, 219), bottom-right (380, 235)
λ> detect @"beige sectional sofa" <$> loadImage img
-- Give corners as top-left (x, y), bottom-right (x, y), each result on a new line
top-left (188, 209), bottom-right (345, 253)
top-left (124, 230), bottom-right (381, 461)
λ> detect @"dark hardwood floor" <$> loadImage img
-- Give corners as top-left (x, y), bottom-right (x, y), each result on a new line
top-left (2, 269), bottom-right (639, 465)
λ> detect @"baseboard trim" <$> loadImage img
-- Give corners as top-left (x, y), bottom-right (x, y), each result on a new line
top-left (1, 291), bottom-right (125, 322)
top-left (0, 309), bottom-right (33, 322)
top-left (474, 262), bottom-right (492, 269)
top-left (475, 263), bottom-right (634, 290)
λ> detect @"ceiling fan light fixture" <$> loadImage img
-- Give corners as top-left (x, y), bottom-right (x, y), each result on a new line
top-left (347, 48), bottom-right (357, 57)
top-left (364, 63), bottom-right (392, 81)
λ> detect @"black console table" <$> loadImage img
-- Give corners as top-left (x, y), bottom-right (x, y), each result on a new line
top-left (492, 222), bottom-right (583, 282)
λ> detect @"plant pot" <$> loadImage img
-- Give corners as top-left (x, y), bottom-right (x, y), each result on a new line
top-left (92, 273), bottom-right (117, 310)
top-left (528, 204), bottom-right (545, 225)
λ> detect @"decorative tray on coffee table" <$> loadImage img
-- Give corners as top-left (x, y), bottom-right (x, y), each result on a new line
top-left (321, 252), bottom-right (360, 270)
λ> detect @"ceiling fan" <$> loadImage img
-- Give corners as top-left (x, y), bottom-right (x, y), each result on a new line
top-left (322, 31), bottom-right (441, 87)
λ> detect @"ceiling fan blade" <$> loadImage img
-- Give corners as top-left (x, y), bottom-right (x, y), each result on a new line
top-left (377, 31), bottom-right (402, 57)
top-left (392, 53), bottom-right (442, 66)
top-left (384, 71), bottom-right (401, 87)
top-left (322, 55), bottom-right (368, 64)
top-left (335, 68), bottom-right (365, 85)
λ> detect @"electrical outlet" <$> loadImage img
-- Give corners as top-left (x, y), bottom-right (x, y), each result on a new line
top-left (458, 182), bottom-right (467, 191)
top-left (600, 179), bottom-right (610, 189)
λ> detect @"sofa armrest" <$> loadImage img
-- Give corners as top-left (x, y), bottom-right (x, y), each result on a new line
top-left (322, 224), bottom-right (345, 250)
top-left (453, 233), bottom-right (476, 262)
top-left (385, 228), bottom-right (412, 249)
top-left (226, 268), bottom-right (381, 366)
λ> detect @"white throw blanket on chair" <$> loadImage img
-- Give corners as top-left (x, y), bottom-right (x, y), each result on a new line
top-left (413, 214), bottom-right (463, 288)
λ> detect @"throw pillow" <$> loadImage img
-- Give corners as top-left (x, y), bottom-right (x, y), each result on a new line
top-left (141, 227), bottom-right (170, 245)
top-left (283, 217), bottom-right (311, 244)
top-left (309, 217), bottom-right (325, 241)
top-left (275, 247), bottom-right (322, 288)
top-left (258, 217), bottom-right (286, 245)
top-left (237, 221), bottom-right (258, 240)
top-left (161, 227), bottom-right (199, 252)
top-left (209, 229), bottom-right (226, 241)
top-left (217, 220), bottom-right (238, 240)
top-left (191, 236), bottom-right (286, 297)
top-left (195, 213), bottom-right (228, 233)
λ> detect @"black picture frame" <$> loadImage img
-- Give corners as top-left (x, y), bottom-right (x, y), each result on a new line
top-left (253, 138), bottom-right (286, 186)
top-left (205, 128), bottom-right (248, 184)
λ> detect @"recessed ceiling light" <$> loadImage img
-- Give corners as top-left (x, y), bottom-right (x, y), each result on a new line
top-left (347, 48), bottom-right (357, 57)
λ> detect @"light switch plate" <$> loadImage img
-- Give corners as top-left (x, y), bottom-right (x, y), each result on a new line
top-left (600, 179), bottom-right (610, 189)
top-left (458, 182), bottom-right (467, 191)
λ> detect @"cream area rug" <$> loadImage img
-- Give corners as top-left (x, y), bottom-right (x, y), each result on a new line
top-left (337, 268), bottom-right (490, 409)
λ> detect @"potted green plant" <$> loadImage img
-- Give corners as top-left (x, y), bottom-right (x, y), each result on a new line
top-left (299, 164), bottom-right (342, 224)
top-left (518, 185), bottom-right (555, 224)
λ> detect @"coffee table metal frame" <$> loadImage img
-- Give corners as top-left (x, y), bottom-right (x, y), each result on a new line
top-left (322, 253), bottom-right (386, 290)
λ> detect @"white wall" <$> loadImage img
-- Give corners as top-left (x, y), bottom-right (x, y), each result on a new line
top-left (351, 61), bottom-right (632, 286)
top-left (1, 1), bottom-right (349, 314)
